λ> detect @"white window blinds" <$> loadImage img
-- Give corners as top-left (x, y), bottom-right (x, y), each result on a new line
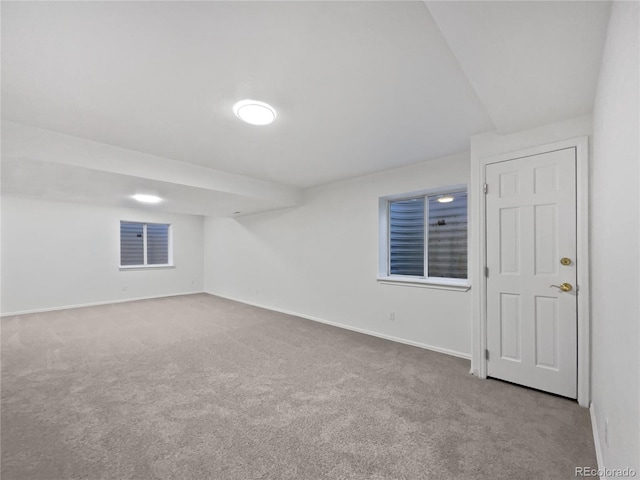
top-left (387, 190), bottom-right (467, 280)
top-left (389, 199), bottom-right (425, 276)
top-left (120, 222), bottom-right (144, 266)
top-left (120, 221), bottom-right (171, 267)
top-left (427, 192), bottom-right (467, 279)
top-left (146, 224), bottom-right (169, 265)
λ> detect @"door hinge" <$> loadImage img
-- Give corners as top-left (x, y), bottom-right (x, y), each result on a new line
top-left (485, 349), bottom-right (490, 361)
top-left (484, 266), bottom-right (489, 277)
top-left (483, 183), bottom-right (488, 194)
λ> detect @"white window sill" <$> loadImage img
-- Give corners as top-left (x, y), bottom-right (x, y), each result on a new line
top-left (376, 275), bottom-right (471, 291)
top-left (119, 264), bottom-right (175, 271)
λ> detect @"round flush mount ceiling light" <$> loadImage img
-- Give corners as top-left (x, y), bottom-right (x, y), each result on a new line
top-left (132, 194), bottom-right (162, 204)
top-left (437, 195), bottom-right (455, 203)
top-left (233, 99), bottom-right (277, 126)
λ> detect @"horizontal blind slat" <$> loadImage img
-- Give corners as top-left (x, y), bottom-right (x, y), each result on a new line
top-left (120, 222), bottom-right (170, 266)
top-left (146, 224), bottom-right (169, 265)
top-left (389, 199), bottom-right (424, 276)
top-left (428, 192), bottom-right (467, 279)
top-left (120, 222), bottom-right (143, 266)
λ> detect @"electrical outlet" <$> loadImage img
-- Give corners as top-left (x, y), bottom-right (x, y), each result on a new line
top-left (122, 285), bottom-right (128, 291)
top-left (389, 312), bottom-right (395, 321)
top-left (604, 418), bottom-right (609, 447)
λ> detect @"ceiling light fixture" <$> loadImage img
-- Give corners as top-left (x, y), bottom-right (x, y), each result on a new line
top-left (132, 194), bottom-right (162, 204)
top-left (233, 99), bottom-right (276, 126)
top-left (437, 195), bottom-right (454, 203)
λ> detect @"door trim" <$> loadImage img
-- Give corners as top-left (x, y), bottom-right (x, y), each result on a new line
top-left (472, 136), bottom-right (590, 406)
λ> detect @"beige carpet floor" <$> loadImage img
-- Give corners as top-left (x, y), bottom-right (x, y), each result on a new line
top-left (2, 293), bottom-right (596, 479)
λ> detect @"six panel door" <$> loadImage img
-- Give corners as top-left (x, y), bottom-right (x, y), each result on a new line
top-left (485, 147), bottom-right (578, 398)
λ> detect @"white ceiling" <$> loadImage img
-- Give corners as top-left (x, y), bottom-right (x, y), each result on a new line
top-left (1, 1), bottom-right (611, 215)
top-left (426, 1), bottom-right (611, 133)
top-left (2, 121), bottom-right (302, 217)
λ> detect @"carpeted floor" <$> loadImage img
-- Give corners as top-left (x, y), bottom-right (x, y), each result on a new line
top-left (2, 293), bottom-right (596, 479)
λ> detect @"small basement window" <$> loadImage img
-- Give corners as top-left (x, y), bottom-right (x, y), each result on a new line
top-left (378, 186), bottom-right (469, 290)
top-left (120, 221), bottom-right (173, 268)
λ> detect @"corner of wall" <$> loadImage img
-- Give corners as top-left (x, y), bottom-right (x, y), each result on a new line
top-left (589, 0), bottom-right (640, 474)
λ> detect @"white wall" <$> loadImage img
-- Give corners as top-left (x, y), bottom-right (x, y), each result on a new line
top-left (1, 195), bottom-right (204, 314)
top-left (590, 1), bottom-right (640, 472)
top-left (205, 152), bottom-right (472, 358)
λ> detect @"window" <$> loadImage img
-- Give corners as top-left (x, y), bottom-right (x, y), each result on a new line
top-left (120, 221), bottom-right (172, 268)
top-left (379, 186), bottom-right (468, 289)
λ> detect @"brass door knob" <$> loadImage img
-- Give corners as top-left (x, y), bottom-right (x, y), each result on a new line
top-left (550, 283), bottom-right (573, 292)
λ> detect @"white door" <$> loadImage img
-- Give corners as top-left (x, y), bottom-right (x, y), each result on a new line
top-left (485, 147), bottom-right (577, 398)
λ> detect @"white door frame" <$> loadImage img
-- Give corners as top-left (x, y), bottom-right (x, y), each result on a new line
top-left (472, 136), bottom-right (590, 407)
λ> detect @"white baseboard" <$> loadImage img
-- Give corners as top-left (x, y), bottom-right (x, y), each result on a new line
top-left (4, 289), bottom-right (471, 361)
top-left (590, 403), bottom-right (605, 480)
top-left (1, 291), bottom-right (205, 317)
top-left (205, 291), bottom-right (471, 360)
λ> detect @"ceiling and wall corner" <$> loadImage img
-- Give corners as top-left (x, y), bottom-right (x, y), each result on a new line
top-left (1, 1), bottom-right (612, 215)
top-left (425, 1), bottom-right (611, 134)
top-left (1, 121), bottom-right (302, 217)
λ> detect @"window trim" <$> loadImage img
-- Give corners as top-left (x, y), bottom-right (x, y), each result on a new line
top-left (378, 184), bottom-right (470, 291)
top-left (119, 221), bottom-right (174, 269)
